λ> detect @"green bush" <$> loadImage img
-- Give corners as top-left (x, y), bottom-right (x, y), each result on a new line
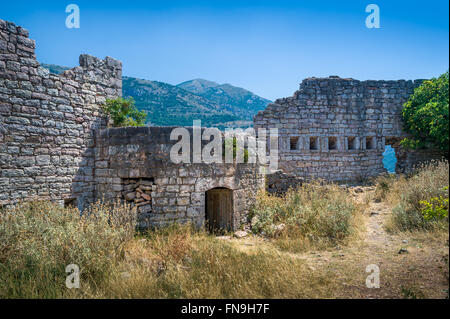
top-left (420, 187), bottom-right (449, 221)
top-left (102, 97), bottom-right (147, 127)
top-left (401, 71), bottom-right (449, 154)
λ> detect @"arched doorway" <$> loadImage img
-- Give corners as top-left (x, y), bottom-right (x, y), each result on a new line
top-left (205, 188), bottom-right (233, 232)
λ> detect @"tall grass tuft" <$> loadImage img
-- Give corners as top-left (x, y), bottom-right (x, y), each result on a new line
top-left (103, 224), bottom-right (336, 299)
top-left (379, 160), bottom-right (449, 232)
top-left (249, 182), bottom-right (363, 252)
top-left (0, 200), bottom-right (136, 298)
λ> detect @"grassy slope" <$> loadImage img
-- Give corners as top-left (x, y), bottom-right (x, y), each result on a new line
top-left (1, 162), bottom-right (448, 299)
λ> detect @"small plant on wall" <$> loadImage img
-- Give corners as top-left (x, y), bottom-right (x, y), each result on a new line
top-left (102, 97), bottom-right (147, 127)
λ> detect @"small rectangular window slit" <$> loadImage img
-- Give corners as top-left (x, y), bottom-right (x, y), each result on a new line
top-left (290, 137), bottom-right (299, 150)
top-left (309, 137), bottom-right (318, 150)
top-left (348, 137), bottom-right (356, 150)
top-left (366, 137), bottom-right (374, 150)
top-left (328, 137), bottom-right (337, 150)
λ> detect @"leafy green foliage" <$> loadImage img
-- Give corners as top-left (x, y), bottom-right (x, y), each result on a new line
top-left (386, 161), bottom-right (449, 232)
top-left (102, 97), bottom-right (147, 127)
top-left (223, 137), bottom-right (249, 163)
top-left (420, 186), bottom-right (449, 221)
top-left (401, 71), bottom-right (449, 154)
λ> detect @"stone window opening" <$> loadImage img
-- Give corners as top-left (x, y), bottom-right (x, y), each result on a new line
top-left (290, 137), bottom-right (299, 150)
top-left (64, 198), bottom-right (77, 208)
top-left (309, 137), bottom-right (318, 150)
top-left (366, 137), bottom-right (375, 150)
top-left (348, 137), bottom-right (356, 150)
top-left (328, 137), bottom-right (337, 150)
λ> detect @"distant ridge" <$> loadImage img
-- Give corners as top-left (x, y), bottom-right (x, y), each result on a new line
top-left (177, 79), bottom-right (271, 122)
top-left (40, 64), bottom-right (271, 128)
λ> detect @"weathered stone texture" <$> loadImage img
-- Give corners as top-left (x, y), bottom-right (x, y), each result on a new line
top-left (95, 127), bottom-right (265, 230)
top-left (2, 19), bottom-right (445, 229)
top-left (254, 76), bottom-right (444, 182)
top-left (0, 19), bottom-right (122, 208)
top-left (266, 170), bottom-right (303, 195)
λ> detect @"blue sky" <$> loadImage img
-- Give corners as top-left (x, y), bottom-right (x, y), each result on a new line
top-left (2, 0), bottom-right (448, 100)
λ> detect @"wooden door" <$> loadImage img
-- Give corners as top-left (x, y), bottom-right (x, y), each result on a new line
top-left (206, 188), bottom-right (233, 232)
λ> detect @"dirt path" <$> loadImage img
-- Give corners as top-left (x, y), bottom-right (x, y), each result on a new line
top-left (350, 188), bottom-right (447, 298)
top-left (225, 187), bottom-right (449, 298)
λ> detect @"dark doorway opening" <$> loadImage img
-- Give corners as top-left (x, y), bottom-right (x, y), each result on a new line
top-left (205, 187), bottom-right (233, 232)
top-left (290, 137), bottom-right (299, 150)
top-left (64, 198), bottom-right (77, 208)
top-left (328, 137), bottom-right (337, 150)
top-left (348, 137), bottom-right (356, 150)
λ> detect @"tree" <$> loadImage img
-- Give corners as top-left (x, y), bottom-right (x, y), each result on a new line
top-left (102, 97), bottom-right (147, 127)
top-left (401, 71), bottom-right (449, 156)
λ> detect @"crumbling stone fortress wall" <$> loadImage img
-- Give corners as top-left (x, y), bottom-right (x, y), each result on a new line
top-left (254, 76), bottom-right (443, 182)
top-left (0, 19), bottom-right (264, 230)
top-left (0, 19), bottom-right (122, 208)
top-left (0, 19), bottom-right (443, 229)
top-left (95, 127), bottom-right (264, 229)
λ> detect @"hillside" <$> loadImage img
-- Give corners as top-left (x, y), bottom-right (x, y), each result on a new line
top-left (40, 64), bottom-right (270, 128)
top-left (40, 63), bottom-right (70, 75)
top-left (122, 76), bottom-right (239, 127)
top-left (177, 79), bottom-right (271, 120)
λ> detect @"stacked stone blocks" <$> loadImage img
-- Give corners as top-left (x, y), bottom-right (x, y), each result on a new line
top-left (254, 76), bottom-right (442, 182)
top-left (0, 19), bottom-right (122, 208)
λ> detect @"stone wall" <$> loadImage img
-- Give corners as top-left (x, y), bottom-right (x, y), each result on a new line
top-left (0, 19), bottom-right (264, 231)
top-left (266, 170), bottom-right (303, 195)
top-left (393, 143), bottom-right (446, 174)
top-left (1, 18), bottom-right (444, 226)
top-left (0, 19), bottom-right (122, 208)
top-left (254, 76), bottom-right (442, 182)
top-left (94, 127), bottom-right (265, 230)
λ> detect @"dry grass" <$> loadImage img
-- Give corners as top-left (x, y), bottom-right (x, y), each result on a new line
top-left (250, 182), bottom-right (366, 253)
top-left (372, 160), bottom-right (449, 232)
top-left (0, 200), bottom-right (136, 298)
top-left (102, 227), bottom-right (338, 299)
top-left (0, 203), bottom-right (337, 299)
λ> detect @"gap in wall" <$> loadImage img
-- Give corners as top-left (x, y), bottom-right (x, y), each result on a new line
top-left (382, 145), bottom-right (397, 173)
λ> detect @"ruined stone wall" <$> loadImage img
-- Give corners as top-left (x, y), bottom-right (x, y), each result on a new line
top-left (266, 170), bottom-right (303, 194)
top-left (0, 19), bottom-right (122, 208)
top-left (254, 76), bottom-right (441, 182)
top-left (94, 127), bottom-right (265, 230)
top-left (0, 19), bottom-right (263, 231)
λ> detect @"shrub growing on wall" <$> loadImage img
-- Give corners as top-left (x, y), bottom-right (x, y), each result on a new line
top-left (401, 71), bottom-right (449, 156)
top-left (103, 97), bottom-right (147, 127)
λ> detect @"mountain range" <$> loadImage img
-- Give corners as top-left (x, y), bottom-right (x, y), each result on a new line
top-left (40, 63), bottom-right (271, 128)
